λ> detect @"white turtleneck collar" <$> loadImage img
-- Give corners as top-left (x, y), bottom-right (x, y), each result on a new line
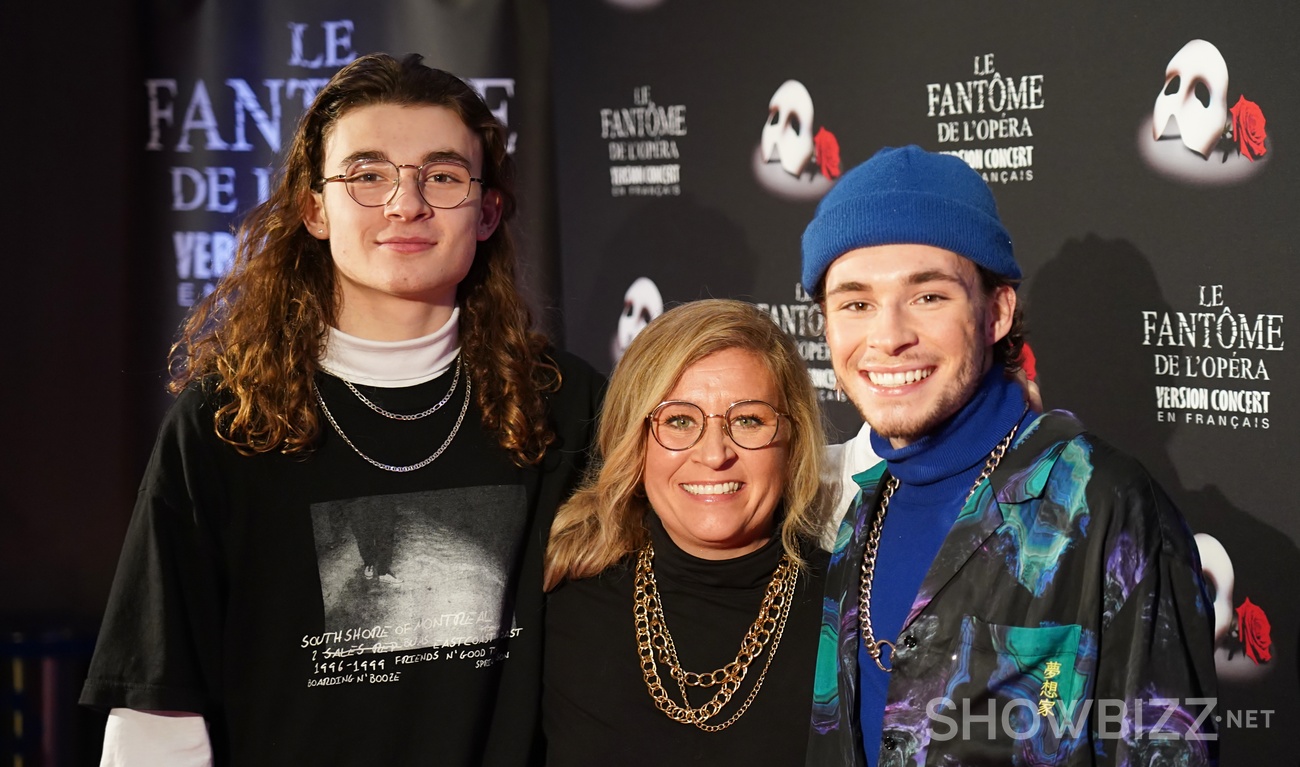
top-left (318, 307), bottom-right (461, 388)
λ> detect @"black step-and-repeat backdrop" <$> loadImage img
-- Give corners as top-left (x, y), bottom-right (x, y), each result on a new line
top-left (129, 0), bottom-right (1292, 762)
top-left (551, 1), bottom-right (1296, 763)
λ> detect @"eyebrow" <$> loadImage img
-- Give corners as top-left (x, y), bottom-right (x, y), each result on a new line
top-left (335, 149), bottom-right (474, 169)
top-left (825, 269), bottom-right (965, 298)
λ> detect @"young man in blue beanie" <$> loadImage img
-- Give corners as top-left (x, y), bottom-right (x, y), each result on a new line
top-left (802, 145), bottom-right (1218, 766)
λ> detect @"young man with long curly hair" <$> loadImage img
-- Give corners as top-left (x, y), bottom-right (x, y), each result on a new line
top-left (82, 53), bottom-right (601, 766)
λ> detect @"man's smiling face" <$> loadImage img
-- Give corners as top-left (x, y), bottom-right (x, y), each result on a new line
top-left (822, 243), bottom-right (1015, 448)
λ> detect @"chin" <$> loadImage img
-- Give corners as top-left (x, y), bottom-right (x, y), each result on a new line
top-left (863, 389), bottom-right (969, 443)
top-left (676, 523), bottom-right (773, 558)
top-left (871, 412), bottom-right (939, 441)
top-left (858, 406), bottom-right (931, 442)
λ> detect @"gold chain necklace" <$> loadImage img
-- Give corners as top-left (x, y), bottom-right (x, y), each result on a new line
top-left (633, 544), bottom-right (798, 731)
top-left (859, 422), bottom-right (1019, 672)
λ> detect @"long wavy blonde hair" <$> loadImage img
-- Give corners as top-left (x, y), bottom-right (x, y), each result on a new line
top-left (544, 299), bottom-right (828, 590)
top-left (167, 53), bottom-right (557, 465)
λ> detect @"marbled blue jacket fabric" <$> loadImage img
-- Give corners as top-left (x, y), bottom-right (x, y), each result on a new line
top-left (807, 411), bottom-right (1218, 766)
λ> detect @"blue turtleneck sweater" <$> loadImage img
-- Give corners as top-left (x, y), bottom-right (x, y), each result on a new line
top-left (856, 364), bottom-right (1030, 764)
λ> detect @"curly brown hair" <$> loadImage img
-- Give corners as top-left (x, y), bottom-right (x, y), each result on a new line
top-left (168, 53), bottom-right (557, 465)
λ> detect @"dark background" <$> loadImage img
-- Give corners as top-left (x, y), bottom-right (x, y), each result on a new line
top-left (5, 1), bottom-right (140, 761)
top-left (4, 0), bottom-right (1295, 763)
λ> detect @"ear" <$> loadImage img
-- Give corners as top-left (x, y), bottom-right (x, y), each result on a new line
top-left (987, 284), bottom-right (1017, 344)
top-left (304, 191), bottom-right (329, 240)
top-left (476, 188), bottom-right (503, 242)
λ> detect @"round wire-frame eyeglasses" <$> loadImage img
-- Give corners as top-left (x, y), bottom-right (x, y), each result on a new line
top-left (320, 159), bottom-right (485, 209)
top-left (646, 399), bottom-right (788, 451)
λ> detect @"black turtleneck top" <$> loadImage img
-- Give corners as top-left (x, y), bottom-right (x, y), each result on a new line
top-left (543, 515), bottom-right (828, 766)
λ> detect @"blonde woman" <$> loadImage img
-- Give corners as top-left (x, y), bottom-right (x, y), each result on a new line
top-left (544, 299), bottom-right (829, 765)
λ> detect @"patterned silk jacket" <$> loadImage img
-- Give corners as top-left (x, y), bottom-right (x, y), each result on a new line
top-left (807, 411), bottom-right (1218, 767)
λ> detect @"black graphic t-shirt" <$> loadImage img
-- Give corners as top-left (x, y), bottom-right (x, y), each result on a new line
top-left (82, 352), bottom-right (602, 766)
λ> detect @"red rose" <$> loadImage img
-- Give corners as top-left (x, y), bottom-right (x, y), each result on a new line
top-left (1230, 95), bottom-right (1267, 161)
top-left (1021, 342), bottom-right (1038, 382)
top-left (1235, 597), bottom-right (1272, 664)
top-left (814, 127), bottom-right (842, 179)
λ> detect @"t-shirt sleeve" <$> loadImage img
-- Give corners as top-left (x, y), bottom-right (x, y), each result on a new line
top-left (81, 387), bottom-right (227, 714)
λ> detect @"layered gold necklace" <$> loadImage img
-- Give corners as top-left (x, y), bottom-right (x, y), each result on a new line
top-left (633, 543), bottom-right (798, 731)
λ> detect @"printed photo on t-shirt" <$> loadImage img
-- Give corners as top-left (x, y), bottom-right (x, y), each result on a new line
top-left (308, 485), bottom-right (527, 653)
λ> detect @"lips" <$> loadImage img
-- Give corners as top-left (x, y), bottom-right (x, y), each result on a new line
top-left (378, 237), bottom-right (435, 253)
top-left (867, 367), bottom-right (934, 387)
top-left (681, 481), bottom-right (742, 495)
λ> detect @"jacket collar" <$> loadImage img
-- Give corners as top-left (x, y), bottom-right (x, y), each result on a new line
top-left (899, 410), bottom-right (1085, 629)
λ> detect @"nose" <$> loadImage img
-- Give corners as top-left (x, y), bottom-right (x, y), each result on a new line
top-left (867, 304), bottom-right (918, 357)
top-left (385, 166), bottom-right (432, 219)
top-left (692, 416), bottom-right (737, 469)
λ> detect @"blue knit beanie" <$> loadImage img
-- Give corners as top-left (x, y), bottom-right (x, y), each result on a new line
top-left (801, 145), bottom-right (1019, 293)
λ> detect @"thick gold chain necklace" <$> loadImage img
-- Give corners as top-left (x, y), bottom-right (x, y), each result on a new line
top-left (633, 543), bottom-right (798, 731)
top-left (859, 422), bottom-right (1019, 672)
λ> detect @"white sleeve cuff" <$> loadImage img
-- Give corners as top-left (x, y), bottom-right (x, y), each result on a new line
top-left (100, 708), bottom-right (212, 767)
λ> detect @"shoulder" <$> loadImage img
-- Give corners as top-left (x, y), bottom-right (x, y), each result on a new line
top-left (1004, 410), bottom-right (1196, 561)
top-left (823, 424), bottom-right (879, 484)
top-left (134, 381), bottom-right (240, 513)
top-left (543, 349), bottom-right (606, 435)
top-left (1009, 409), bottom-right (1085, 455)
top-left (548, 349), bottom-right (606, 405)
top-left (1077, 430), bottom-right (1198, 559)
top-left (1032, 412), bottom-right (1165, 502)
top-left (820, 424), bottom-right (882, 547)
top-left (801, 542), bottom-right (832, 582)
top-left (547, 559), bottom-right (633, 612)
top-left (153, 381), bottom-right (227, 450)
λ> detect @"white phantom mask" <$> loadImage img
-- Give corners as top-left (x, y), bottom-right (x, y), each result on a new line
top-left (761, 80), bottom-right (815, 177)
top-left (615, 277), bottom-right (663, 363)
top-left (1193, 533), bottom-right (1235, 645)
top-left (1153, 39), bottom-right (1229, 158)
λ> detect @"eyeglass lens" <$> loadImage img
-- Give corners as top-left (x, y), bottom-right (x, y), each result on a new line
top-left (342, 160), bottom-right (474, 208)
top-left (651, 400), bottom-right (780, 450)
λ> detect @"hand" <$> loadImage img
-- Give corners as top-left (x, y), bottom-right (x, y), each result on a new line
top-left (1009, 367), bottom-right (1042, 412)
